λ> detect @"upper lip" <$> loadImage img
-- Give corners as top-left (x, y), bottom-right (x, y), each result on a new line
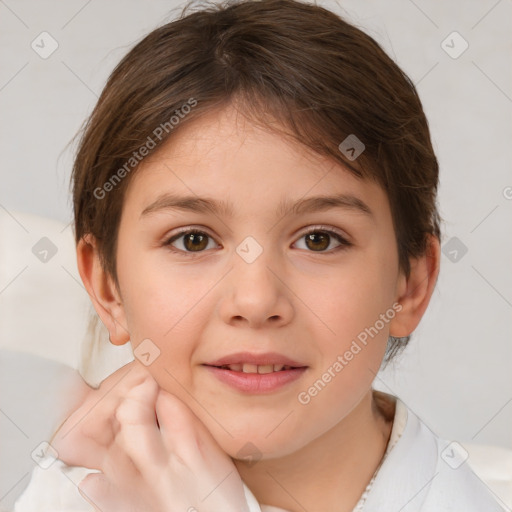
top-left (204, 351), bottom-right (307, 367)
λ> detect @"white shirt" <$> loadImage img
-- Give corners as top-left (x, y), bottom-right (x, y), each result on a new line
top-left (13, 393), bottom-right (506, 512)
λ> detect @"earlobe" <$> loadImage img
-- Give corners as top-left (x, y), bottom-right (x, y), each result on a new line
top-left (76, 235), bottom-right (130, 346)
top-left (389, 235), bottom-right (441, 338)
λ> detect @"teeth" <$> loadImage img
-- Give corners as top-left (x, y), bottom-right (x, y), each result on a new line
top-left (219, 363), bottom-right (295, 373)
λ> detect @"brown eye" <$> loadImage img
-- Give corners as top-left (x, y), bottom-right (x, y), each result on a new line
top-left (165, 230), bottom-right (216, 253)
top-left (182, 232), bottom-right (209, 251)
top-left (164, 226), bottom-right (351, 256)
top-left (294, 227), bottom-right (352, 253)
top-left (305, 232), bottom-right (330, 251)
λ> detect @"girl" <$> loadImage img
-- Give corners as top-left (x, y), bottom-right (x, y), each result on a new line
top-left (13, 0), bottom-right (506, 510)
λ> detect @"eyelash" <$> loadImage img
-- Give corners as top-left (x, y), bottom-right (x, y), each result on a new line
top-left (163, 225), bottom-right (353, 256)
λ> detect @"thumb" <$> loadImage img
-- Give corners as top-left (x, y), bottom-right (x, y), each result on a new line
top-left (78, 472), bottom-right (113, 512)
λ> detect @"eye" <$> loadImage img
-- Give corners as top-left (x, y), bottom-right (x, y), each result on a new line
top-left (164, 228), bottom-right (218, 254)
top-left (293, 226), bottom-right (352, 253)
top-left (163, 225), bottom-right (352, 255)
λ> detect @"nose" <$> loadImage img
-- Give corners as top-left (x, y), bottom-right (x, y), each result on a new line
top-left (218, 244), bottom-right (295, 329)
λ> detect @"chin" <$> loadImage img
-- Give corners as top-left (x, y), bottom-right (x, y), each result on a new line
top-left (213, 425), bottom-right (307, 462)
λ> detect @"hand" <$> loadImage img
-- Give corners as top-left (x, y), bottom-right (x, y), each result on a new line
top-left (51, 361), bottom-right (251, 512)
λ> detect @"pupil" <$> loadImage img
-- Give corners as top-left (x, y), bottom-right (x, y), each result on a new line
top-left (306, 232), bottom-right (329, 251)
top-left (186, 233), bottom-right (207, 251)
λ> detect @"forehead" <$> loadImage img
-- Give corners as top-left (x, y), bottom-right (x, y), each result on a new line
top-left (122, 105), bottom-right (389, 221)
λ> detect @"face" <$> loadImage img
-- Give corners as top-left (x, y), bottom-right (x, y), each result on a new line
top-left (112, 105), bottom-right (403, 459)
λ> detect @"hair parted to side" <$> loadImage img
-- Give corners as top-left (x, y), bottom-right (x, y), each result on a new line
top-left (71, 0), bottom-right (441, 364)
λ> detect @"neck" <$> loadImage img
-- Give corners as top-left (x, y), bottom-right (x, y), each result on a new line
top-left (234, 389), bottom-right (395, 512)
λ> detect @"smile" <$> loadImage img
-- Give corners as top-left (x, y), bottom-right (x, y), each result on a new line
top-left (203, 364), bottom-right (308, 393)
top-left (213, 363), bottom-right (298, 373)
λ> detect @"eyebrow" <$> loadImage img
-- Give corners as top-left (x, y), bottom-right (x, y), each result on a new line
top-left (140, 192), bottom-right (373, 219)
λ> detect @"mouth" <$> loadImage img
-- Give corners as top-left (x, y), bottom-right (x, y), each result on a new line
top-left (202, 353), bottom-right (308, 393)
top-left (204, 363), bottom-right (305, 373)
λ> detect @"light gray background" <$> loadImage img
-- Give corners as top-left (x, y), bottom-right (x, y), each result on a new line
top-left (0, 0), bottom-right (511, 451)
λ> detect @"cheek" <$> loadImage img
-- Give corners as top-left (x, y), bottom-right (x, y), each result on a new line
top-left (117, 242), bottom-right (197, 338)
top-left (300, 252), bottom-right (395, 406)
top-left (117, 254), bottom-right (217, 395)
top-left (310, 255), bottom-right (397, 342)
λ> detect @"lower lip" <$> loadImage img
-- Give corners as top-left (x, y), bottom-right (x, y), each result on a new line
top-left (203, 365), bottom-right (308, 393)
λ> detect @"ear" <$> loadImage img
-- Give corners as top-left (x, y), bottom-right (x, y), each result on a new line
top-left (76, 234), bottom-right (130, 346)
top-left (389, 234), bottom-right (440, 337)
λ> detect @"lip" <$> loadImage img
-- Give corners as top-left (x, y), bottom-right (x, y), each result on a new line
top-left (203, 365), bottom-right (308, 393)
top-left (204, 351), bottom-right (306, 367)
top-left (202, 351), bottom-right (308, 394)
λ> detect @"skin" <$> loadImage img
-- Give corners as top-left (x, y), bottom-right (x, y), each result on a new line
top-left (55, 104), bottom-right (440, 512)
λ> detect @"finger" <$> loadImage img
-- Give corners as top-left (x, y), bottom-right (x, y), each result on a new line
top-left (155, 389), bottom-right (223, 467)
top-left (155, 391), bottom-right (248, 510)
top-left (52, 393), bottom-right (119, 469)
top-left (101, 438), bottom-right (142, 491)
top-left (52, 362), bottom-right (150, 468)
top-left (78, 473), bottom-right (120, 512)
top-left (113, 373), bottom-right (168, 480)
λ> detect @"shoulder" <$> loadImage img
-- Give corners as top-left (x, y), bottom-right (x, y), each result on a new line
top-left (423, 433), bottom-right (507, 511)
top-left (13, 459), bottom-right (98, 512)
top-left (400, 402), bottom-right (507, 511)
top-left (363, 396), bottom-right (507, 511)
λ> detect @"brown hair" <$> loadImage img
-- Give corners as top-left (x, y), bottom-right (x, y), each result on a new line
top-left (71, 0), bottom-right (440, 361)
